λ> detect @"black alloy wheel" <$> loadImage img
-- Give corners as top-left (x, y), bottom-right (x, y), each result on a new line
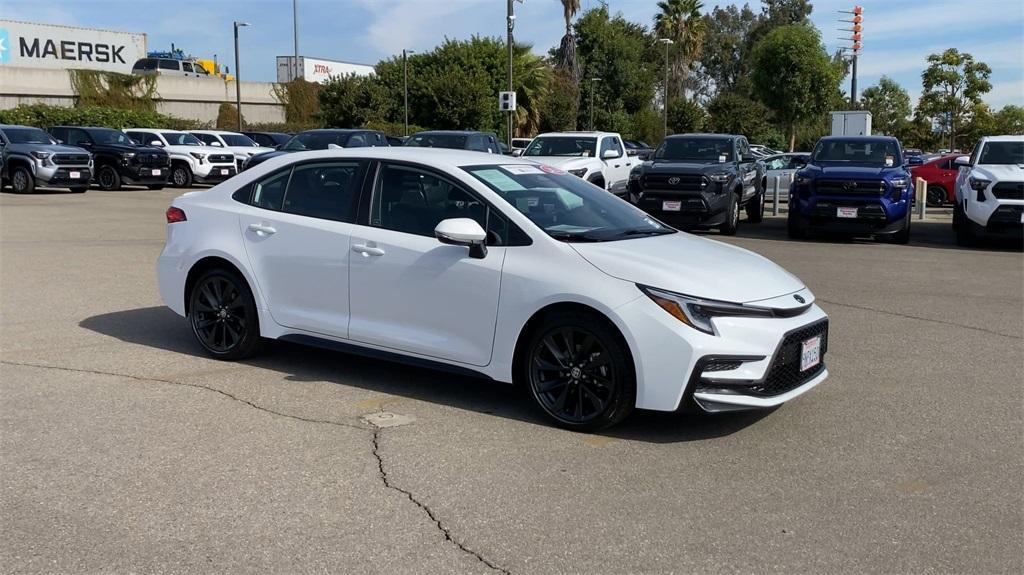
top-left (98, 165), bottom-right (122, 191)
top-left (926, 185), bottom-right (946, 207)
top-left (189, 270), bottom-right (260, 359)
top-left (526, 314), bottom-right (634, 430)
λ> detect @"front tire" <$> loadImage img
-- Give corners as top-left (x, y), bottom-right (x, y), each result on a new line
top-left (787, 207), bottom-right (808, 239)
top-left (171, 164), bottom-right (193, 188)
top-left (188, 269), bottom-right (261, 360)
top-left (719, 193), bottom-right (739, 235)
top-left (745, 190), bottom-right (765, 223)
top-left (97, 165), bottom-right (122, 191)
top-left (523, 312), bottom-right (635, 431)
top-left (886, 209), bottom-right (911, 244)
top-left (10, 167), bottom-right (35, 194)
top-left (955, 203), bottom-right (976, 247)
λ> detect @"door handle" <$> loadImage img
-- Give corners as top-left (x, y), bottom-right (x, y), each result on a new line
top-left (247, 223), bottom-right (276, 236)
top-left (352, 244), bottom-right (386, 257)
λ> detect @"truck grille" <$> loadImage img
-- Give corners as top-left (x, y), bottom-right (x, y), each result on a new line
top-left (750, 320), bottom-right (829, 397)
top-left (136, 153), bottom-right (169, 166)
top-left (815, 179), bottom-right (886, 196)
top-left (209, 154), bottom-right (234, 164)
top-left (991, 182), bottom-right (1024, 200)
top-left (642, 173), bottom-right (705, 192)
top-left (53, 154), bottom-right (91, 165)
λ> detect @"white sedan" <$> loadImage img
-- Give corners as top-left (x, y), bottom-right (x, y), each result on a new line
top-left (157, 148), bottom-right (829, 430)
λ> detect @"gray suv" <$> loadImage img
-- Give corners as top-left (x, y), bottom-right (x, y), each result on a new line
top-left (0, 124), bottom-right (93, 193)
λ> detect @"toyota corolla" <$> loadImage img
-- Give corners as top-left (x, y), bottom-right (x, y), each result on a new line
top-left (157, 148), bottom-right (829, 430)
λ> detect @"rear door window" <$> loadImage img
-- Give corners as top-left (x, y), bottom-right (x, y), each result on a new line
top-left (182, 62), bottom-right (194, 73)
top-left (251, 169), bottom-right (291, 211)
top-left (282, 162), bottom-right (364, 222)
top-left (158, 59), bottom-right (180, 71)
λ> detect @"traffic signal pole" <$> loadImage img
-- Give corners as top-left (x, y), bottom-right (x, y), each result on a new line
top-left (839, 6), bottom-right (863, 107)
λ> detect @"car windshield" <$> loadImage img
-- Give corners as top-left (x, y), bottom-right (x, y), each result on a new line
top-left (405, 134), bottom-right (468, 149)
top-left (88, 129), bottom-right (136, 145)
top-left (4, 127), bottom-right (54, 144)
top-left (523, 136), bottom-right (597, 157)
top-left (282, 131), bottom-right (350, 151)
top-left (812, 139), bottom-right (902, 166)
top-left (221, 134), bottom-right (258, 147)
top-left (654, 137), bottom-right (734, 162)
top-left (163, 132), bottom-right (203, 146)
top-left (978, 141), bottom-right (1024, 165)
top-left (464, 164), bottom-right (676, 242)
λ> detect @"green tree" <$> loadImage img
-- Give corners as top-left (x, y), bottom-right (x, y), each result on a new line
top-left (696, 4), bottom-right (759, 98)
top-left (666, 97), bottom-right (706, 133)
top-left (705, 91), bottom-right (783, 149)
top-left (994, 105), bottom-right (1024, 135)
top-left (918, 48), bottom-right (992, 151)
top-left (654, 0), bottom-right (706, 101)
top-left (860, 76), bottom-right (911, 136)
top-left (318, 73), bottom-right (388, 128)
top-left (751, 25), bottom-right (839, 151)
top-left (555, 0), bottom-right (582, 83)
top-left (540, 69), bottom-right (579, 132)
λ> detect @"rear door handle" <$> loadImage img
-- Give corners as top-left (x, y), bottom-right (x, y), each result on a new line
top-left (352, 244), bottom-right (386, 257)
top-left (248, 223), bottom-right (276, 236)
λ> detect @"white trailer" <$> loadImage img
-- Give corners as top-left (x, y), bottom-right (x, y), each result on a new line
top-left (830, 111), bottom-right (873, 136)
top-left (0, 20), bottom-right (146, 74)
top-left (276, 56), bottom-right (374, 84)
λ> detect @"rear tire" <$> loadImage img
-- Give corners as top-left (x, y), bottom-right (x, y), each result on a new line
top-left (11, 167), bottom-right (35, 194)
top-left (719, 193), bottom-right (739, 235)
top-left (521, 312), bottom-right (635, 431)
top-left (926, 185), bottom-right (946, 207)
top-left (97, 165), bottom-right (122, 191)
top-left (188, 268), bottom-right (261, 360)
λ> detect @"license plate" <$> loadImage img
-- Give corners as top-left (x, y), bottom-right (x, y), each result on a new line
top-left (663, 200), bottom-right (682, 211)
top-left (69, 171), bottom-right (81, 179)
top-left (151, 169), bottom-right (161, 176)
top-left (220, 169), bottom-right (230, 175)
top-left (837, 207), bottom-right (858, 218)
top-left (801, 336), bottom-right (822, 372)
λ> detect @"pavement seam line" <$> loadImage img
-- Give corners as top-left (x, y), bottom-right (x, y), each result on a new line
top-left (371, 426), bottom-right (511, 575)
top-left (0, 360), bottom-right (371, 432)
top-left (818, 299), bottom-right (1023, 340)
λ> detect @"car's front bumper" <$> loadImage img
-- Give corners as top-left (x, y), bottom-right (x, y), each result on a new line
top-left (632, 187), bottom-right (733, 227)
top-left (193, 164), bottom-right (237, 183)
top-left (794, 196), bottom-right (909, 235)
top-left (34, 164), bottom-right (92, 187)
top-left (122, 164), bottom-right (170, 185)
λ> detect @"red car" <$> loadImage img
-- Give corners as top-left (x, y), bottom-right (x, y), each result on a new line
top-left (909, 154), bottom-right (961, 206)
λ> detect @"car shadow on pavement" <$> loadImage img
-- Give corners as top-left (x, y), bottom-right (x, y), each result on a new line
top-left (79, 306), bottom-right (771, 444)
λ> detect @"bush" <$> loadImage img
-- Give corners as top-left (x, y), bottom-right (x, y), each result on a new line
top-left (0, 104), bottom-right (201, 130)
top-left (216, 102), bottom-right (245, 131)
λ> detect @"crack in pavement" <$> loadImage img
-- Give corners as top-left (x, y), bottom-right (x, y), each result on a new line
top-left (371, 426), bottom-right (511, 575)
top-left (1, 359), bottom-right (512, 573)
top-left (818, 299), bottom-right (1022, 340)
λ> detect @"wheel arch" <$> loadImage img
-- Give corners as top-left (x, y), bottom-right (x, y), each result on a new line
top-left (183, 254), bottom-right (260, 316)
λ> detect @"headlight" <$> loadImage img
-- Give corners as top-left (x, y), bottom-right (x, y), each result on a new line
top-left (639, 285), bottom-right (773, 336)
top-left (707, 172), bottom-right (730, 183)
top-left (568, 168), bottom-right (588, 178)
top-left (31, 151), bottom-right (52, 161)
top-left (189, 152), bottom-right (207, 163)
top-left (890, 177), bottom-right (908, 188)
top-left (795, 175), bottom-right (812, 185)
top-left (629, 168), bottom-right (641, 181)
top-left (969, 177), bottom-right (991, 192)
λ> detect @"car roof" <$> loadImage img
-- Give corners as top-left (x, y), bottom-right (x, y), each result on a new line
top-left (252, 147), bottom-right (538, 169)
top-left (412, 130), bottom-right (490, 136)
top-left (665, 133), bottom-right (740, 139)
top-left (298, 128), bottom-right (377, 134)
top-left (0, 124), bottom-right (40, 129)
top-left (190, 130), bottom-right (241, 136)
top-left (819, 135), bottom-right (899, 142)
top-left (979, 135), bottom-right (1024, 142)
top-left (534, 131), bottom-right (616, 137)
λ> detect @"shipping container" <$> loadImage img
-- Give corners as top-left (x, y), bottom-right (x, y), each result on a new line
top-left (830, 111), bottom-right (873, 137)
top-left (0, 20), bottom-right (146, 74)
top-left (276, 56), bottom-right (374, 84)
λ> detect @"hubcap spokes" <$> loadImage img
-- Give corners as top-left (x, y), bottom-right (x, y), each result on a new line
top-left (531, 328), bottom-right (614, 423)
top-left (193, 277), bottom-right (245, 352)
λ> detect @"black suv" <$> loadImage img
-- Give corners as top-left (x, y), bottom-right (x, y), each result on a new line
top-left (404, 131), bottom-right (503, 154)
top-left (628, 134), bottom-right (765, 235)
top-left (242, 131), bottom-right (291, 149)
top-left (244, 129), bottom-right (389, 171)
top-left (49, 126), bottom-right (170, 190)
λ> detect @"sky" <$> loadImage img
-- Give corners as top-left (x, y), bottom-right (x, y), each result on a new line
top-left (1, 0), bottom-right (1022, 108)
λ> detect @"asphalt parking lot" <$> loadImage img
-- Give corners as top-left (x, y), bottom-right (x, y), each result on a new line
top-left (1, 186), bottom-right (1021, 574)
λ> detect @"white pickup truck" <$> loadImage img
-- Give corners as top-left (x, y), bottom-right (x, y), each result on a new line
top-left (518, 131), bottom-right (636, 196)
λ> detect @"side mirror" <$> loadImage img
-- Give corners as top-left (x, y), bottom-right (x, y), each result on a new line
top-left (150, 140), bottom-right (163, 147)
top-left (954, 155), bottom-right (971, 167)
top-left (602, 149), bottom-right (621, 160)
top-left (210, 141), bottom-right (223, 147)
top-left (435, 218), bottom-right (487, 259)
top-left (512, 149), bottom-right (523, 157)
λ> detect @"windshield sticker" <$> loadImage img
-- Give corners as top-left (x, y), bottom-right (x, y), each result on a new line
top-left (718, 154), bottom-right (728, 163)
top-left (474, 169), bottom-right (526, 192)
top-left (884, 155), bottom-right (894, 167)
top-left (501, 165), bottom-right (544, 175)
top-left (539, 164), bottom-right (567, 175)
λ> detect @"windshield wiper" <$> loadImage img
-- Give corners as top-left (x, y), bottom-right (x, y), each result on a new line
top-left (607, 228), bottom-right (676, 239)
top-left (546, 231), bottom-right (604, 242)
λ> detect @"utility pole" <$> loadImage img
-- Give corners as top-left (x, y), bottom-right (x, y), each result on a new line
top-left (839, 5), bottom-right (863, 107)
top-left (293, 0), bottom-right (300, 81)
top-left (506, 0), bottom-right (515, 149)
top-left (658, 38), bottom-right (673, 137)
top-left (403, 49), bottom-right (415, 137)
top-left (233, 21), bottom-right (250, 131)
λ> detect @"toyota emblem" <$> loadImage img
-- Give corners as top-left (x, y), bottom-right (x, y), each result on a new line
top-left (842, 181), bottom-right (858, 191)
top-left (668, 176), bottom-right (681, 185)
top-left (794, 294), bottom-right (806, 303)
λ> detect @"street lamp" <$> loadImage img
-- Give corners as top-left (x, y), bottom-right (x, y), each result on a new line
top-left (658, 38), bottom-right (673, 137)
top-left (233, 21), bottom-right (250, 131)
top-left (403, 49), bottom-right (415, 137)
top-left (589, 77), bottom-right (601, 131)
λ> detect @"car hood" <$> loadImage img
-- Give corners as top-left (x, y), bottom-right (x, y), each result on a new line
top-left (247, 150), bottom-right (291, 165)
top-left (569, 232), bottom-right (805, 304)
top-left (972, 163), bottom-right (1024, 182)
top-left (106, 143), bottom-right (165, 155)
top-left (644, 160), bottom-right (725, 174)
top-left (528, 156), bottom-right (600, 170)
top-left (224, 145), bottom-right (275, 157)
top-left (14, 143), bottom-right (90, 154)
top-left (809, 164), bottom-right (904, 179)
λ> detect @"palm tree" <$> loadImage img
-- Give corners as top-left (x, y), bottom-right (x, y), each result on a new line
top-left (513, 44), bottom-right (552, 136)
top-left (654, 0), bottom-right (706, 101)
top-left (555, 0), bottom-right (581, 83)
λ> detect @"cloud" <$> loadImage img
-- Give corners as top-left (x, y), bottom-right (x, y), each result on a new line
top-left (986, 80), bottom-right (1024, 109)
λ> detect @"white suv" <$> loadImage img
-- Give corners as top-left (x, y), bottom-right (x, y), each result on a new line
top-left (189, 130), bottom-right (275, 172)
top-left (519, 131), bottom-right (636, 196)
top-left (126, 129), bottom-right (237, 188)
top-left (953, 136), bottom-right (1024, 246)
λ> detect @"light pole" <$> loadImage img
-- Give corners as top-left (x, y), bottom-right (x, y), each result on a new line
top-left (589, 77), bottom-right (601, 130)
top-left (233, 21), bottom-right (250, 131)
top-left (506, 0), bottom-right (515, 148)
top-left (292, 0), bottom-right (300, 81)
top-left (658, 38), bottom-right (673, 137)
top-left (403, 49), bottom-right (415, 137)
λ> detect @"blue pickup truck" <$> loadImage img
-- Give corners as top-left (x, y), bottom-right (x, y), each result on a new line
top-left (787, 136), bottom-right (913, 243)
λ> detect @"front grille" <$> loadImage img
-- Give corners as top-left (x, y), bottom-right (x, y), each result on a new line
top-left (137, 153), bottom-right (169, 166)
top-left (703, 360), bottom-right (742, 372)
top-left (53, 154), bottom-right (90, 165)
top-left (642, 173), bottom-right (705, 192)
top-left (208, 153), bottom-right (234, 164)
top-left (816, 179), bottom-right (886, 196)
top-left (810, 202), bottom-right (886, 219)
top-left (992, 182), bottom-right (1024, 200)
top-left (749, 319), bottom-right (829, 396)
top-left (989, 205), bottom-right (1024, 225)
